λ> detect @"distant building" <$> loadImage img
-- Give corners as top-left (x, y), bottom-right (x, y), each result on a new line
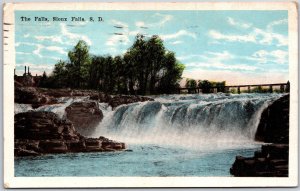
top-left (14, 66), bottom-right (42, 87)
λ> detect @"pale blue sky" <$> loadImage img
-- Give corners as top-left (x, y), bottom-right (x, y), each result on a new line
top-left (15, 10), bottom-right (288, 85)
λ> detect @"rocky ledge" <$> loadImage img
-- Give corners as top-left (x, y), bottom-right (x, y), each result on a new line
top-left (15, 85), bottom-right (154, 110)
top-left (15, 111), bottom-right (125, 157)
top-left (65, 101), bottom-right (103, 136)
top-left (255, 94), bottom-right (289, 144)
top-left (15, 87), bottom-right (57, 108)
top-left (230, 144), bottom-right (288, 177)
top-left (230, 94), bottom-right (289, 177)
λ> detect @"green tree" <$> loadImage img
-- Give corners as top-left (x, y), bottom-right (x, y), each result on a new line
top-left (198, 80), bottom-right (212, 93)
top-left (68, 40), bottom-right (91, 88)
top-left (52, 60), bottom-right (68, 88)
top-left (216, 81), bottom-right (226, 92)
top-left (185, 78), bottom-right (197, 93)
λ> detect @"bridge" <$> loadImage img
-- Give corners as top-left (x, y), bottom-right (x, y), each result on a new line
top-left (178, 82), bottom-right (290, 94)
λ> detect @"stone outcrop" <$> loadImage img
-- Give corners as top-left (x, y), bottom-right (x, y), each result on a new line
top-left (16, 86), bottom-right (154, 110)
top-left (38, 88), bottom-right (100, 98)
top-left (255, 94), bottom-right (289, 144)
top-left (230, 144), bottom-right (288, 177)
top-left (14, 111), bottom-right (125, 157)
top-left (231, 94), bottom-right (289, 177)
top-left (107, 95), bottom-right (154, 109)
top-left (15, 87), bottom-right (57, 108)
top-left (65, 101), bottom-right (103, 136)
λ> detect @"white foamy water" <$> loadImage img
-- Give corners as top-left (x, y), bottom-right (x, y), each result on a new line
top-left (14, 96), bottom-right (90, 118)
top-left (14, 93), bottom-right (284, 150)
top-left (93, 93), bottom-right (284, 151)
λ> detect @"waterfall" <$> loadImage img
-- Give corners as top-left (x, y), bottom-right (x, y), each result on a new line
top-left (93, 93), bottom-right (284, 150)
top-left (14, 96), bottom-right (90, 118)
top-left (14, 93), bottom-right (284, 150)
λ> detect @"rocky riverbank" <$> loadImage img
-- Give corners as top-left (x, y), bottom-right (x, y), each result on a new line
top-left (15, 86), bottom-right (154, 109)
top-left (230, 94), bottom-right (289, 177)
top-left (15, 111), bottom-right (125, 157)
top-left (14, 86), bottom-right (154, 157)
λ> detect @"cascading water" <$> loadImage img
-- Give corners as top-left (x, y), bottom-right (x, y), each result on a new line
top-left (14, 93), bottom-right (286, 177)
top-left (14, 96), bottom-right (90, 118)
top-left (14, 93), bottom-right (284, 150)
top-left (93, 93), bottom-right (284, 150)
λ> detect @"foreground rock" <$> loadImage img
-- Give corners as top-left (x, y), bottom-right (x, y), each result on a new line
top-left (14, 111), bottom-right (125, 157)
top-left (255, 94), bottom-right (289, 144)
top-left (231, 94), bottom-right (289, 177)
top-left (230, 144), bottom-right (288, 177)
top-left (65, 101), bottom-right (103, 136)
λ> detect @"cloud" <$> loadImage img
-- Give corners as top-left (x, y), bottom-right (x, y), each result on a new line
top-left (177, 54), bottom-right (204, 61)
top-left (135, 21), bottom-right (145, 27)
top-left (153, 13), bottom-right (173, 26)
top-left (208, 18), bottom-right (288, 47)
top-left (135, 13), bottom-right (173, 29)
top-left (183, 51), bottom-right (257, 72)
top-left (35, 35), bottom-right (63, 44)
top-left (15, 42), bottom-right (36, 47)
top-left (249, 49), bottom-right (288, 64)
top-left (267, 19), bottom-right (288, 31)
top-left (46, 46), bottom-right (67, 55)
top-left (33, 44), bottom-right (67, 58)
top-left (170, 40), bottom-right (183, 45)
top-left (16, 51), bottom-right (31, 55)
top-left (60, 23), bottom-right (92, 46)
top-left (208, 30), bottom-right (256, 43)
top-left (161, 30), bottom-right (196, 40)
top-left (178, 51), bottom-right (233, 62)
top-left (33, 44), bottom-right (43, 57)
top-left (253, 28), bottom-right (288, 47)
top-left (227, 17), bottom-right (252, 29)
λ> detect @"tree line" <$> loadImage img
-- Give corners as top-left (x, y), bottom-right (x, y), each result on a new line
top-left (39, 34), bottom-right (185, 95)
top-left (185, 78), bottom-right (226, 93)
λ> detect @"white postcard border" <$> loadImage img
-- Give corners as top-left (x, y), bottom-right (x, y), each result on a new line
top-left (3, 2), bottom-right (298, 188)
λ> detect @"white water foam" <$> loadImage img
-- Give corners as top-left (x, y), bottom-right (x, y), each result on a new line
top-left (14, 93), bottom-right (284, 151)
top-left (93, 93), bottom-right (284, 151)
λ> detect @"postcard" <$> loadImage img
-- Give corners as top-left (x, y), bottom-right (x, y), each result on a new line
top-left (3, 2), bottom-right (298, 188)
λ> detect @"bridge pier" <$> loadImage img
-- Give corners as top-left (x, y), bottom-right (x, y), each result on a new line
top-left (248, 86), bottom-right (250, 93)
top-left (237, 87), bottom-right (241, 94)
top-left (280, 85), bottom-right (284, 93)
top-left (269, 85), bottom-right (273, 93)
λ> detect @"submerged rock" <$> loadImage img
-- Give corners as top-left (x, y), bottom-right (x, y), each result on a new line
top-left (230, 144), bottom-right (288, 177)
top-left (14, 111), bottom-right (125, 157)
top-left (65, 101), bottom-right (103, 136)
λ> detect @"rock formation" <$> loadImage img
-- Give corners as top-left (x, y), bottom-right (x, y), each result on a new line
top-left (230, 144), bottom-right (288, 177)
top-left (65, 101), bottom-right (103, 136)
top-left (255, 94), bottom-right (289, 144)
top-left (107, 95), bottom-right (154, 109)
top-left (16, 86), bottom-right (154, 110)
top-left (14, 111), bottom-right (125, 157)
top-left (15, 87), bottom-right (57, 108)
top-left (231, 94), bottom-right (289, 177)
